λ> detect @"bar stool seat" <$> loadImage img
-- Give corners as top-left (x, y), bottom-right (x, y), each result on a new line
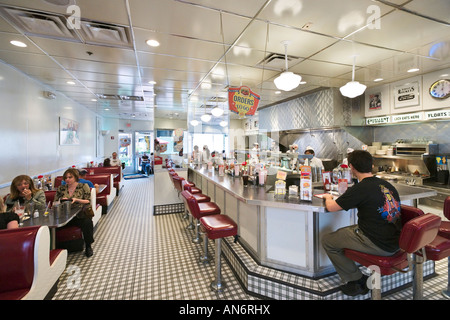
top-left (200, 214), bottom-right (237, 292)
top-left (182, 180), bottom-right (202, 194)
top-left (200, 214), bottom-right (238, 239)
top-left (180, 190), bottom-right (220, 243)
top-left (344, 209), bottom-right (441, 300)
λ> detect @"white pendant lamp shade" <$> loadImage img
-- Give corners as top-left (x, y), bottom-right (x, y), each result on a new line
top-left (211, 107), bottom-right (224, 117)
top-left (190, 119), bottom-right (199, 126)
top-left (274, 71), bottom-right (302, 91)
top-left (219, 120), bottom-right (228, 127)
top-left (201, 114), bottom-right (211, 122)
top-left (340, 56), bottom-right (366, 98)
top-left (339, 81), bottom-right (367, 98)
top-left (274, 41), bottom-right (301, 91)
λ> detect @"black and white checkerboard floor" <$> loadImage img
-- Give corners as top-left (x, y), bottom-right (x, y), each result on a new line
top-left (52, 175), bottom-right (449, 300)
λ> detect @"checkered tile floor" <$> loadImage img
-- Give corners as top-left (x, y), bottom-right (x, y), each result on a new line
top-left (52, 176), bottom-right (449, 300)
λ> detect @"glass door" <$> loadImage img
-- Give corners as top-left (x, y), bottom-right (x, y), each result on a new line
top-left (135, 131), bottom-right (153, 173)
top-left (118, 133), bottom-right (133, 174)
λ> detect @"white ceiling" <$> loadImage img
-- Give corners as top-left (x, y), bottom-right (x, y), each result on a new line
top-left (0, 0), bottom-right (449, 125)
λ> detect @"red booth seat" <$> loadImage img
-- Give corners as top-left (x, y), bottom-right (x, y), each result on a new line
top-left (82, 174), bottom-right (115, 214)
top-left (83, 166), bottom-right (123, 195)
top-left (0, 226), bottom-right (67, 300)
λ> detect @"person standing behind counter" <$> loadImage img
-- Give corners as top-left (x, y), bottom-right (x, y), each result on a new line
top-left (5, 175), bottom-right (46, 212)
top-left (304, 146), bottom-right (324, 170)
top-left (321, 150), bottom-right (402, 296)
top-left (202, 145), bottom-right (211, 164)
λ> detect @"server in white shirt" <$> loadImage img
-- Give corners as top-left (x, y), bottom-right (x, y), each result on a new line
top-left (304, 146), bottom-right (324, 170)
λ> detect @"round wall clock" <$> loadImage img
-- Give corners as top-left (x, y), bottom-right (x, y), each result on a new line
top-left (429, 79), bottom-right (450, 99)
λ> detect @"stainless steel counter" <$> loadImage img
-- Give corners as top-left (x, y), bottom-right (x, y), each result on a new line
top-left (188, 165), bottom-right (436, 211)
top-left (187, 165), bottom-right (438, 296)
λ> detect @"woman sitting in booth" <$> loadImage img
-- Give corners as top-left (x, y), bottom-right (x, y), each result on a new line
top-left (55, 168), bottom-right (94, 257)
top-left (5, 175), bottom-right (46, 212)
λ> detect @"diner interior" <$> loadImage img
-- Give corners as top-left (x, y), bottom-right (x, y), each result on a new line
top-left (0, 0), bottom-right (449, 302)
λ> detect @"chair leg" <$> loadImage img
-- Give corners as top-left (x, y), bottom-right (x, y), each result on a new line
top-left (186, 215), bottom-right (195, 230)
top-left (210, 238), bottom-right (225, 292)
top-left (413, 253), bottom-right (425, 300)
top-left (442, 257), bottom-right (450, 299)
top-left (199, 232), bottom-right (212, 265)
top-left (192, 219), bottom-right (202, 244)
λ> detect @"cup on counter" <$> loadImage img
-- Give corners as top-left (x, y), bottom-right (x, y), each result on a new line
top-left (242, 175), bottom-right (249, 186)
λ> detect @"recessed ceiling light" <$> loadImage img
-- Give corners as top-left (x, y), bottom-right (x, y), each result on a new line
top-left (10, 40), bottom-right (27, 47)
top-left (148, 80), bottom-right (156, 85)
top-left (91, 99), bottom-right (97, 102)
top-left (67, 81), bottom-right (76, 85)
top-left (275, 91), bottom-right (281, 94)
top-left (373, 78), bottom-right (384, 82)
top-left (146, 39), bottom-right (160, 47)
top-left (299, 81), bottom-right (307, 84)
top-left (407, 68), bottom-right (419, 73)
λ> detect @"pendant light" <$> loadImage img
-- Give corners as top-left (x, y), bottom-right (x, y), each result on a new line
top-left (340, 56), bottom-right (367, 98)
top-left (274, 40), bottom-right (302, 91)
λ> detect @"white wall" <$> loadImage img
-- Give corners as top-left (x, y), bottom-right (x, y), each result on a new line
top-left (0, 62), bottom-right (100, 194)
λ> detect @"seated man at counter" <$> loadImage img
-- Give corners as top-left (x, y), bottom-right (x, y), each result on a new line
top-left (321, 150), bottom-right (402, 296)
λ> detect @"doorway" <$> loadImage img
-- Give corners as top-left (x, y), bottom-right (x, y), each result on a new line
top-left (118, 131), bottom-right (153, 174)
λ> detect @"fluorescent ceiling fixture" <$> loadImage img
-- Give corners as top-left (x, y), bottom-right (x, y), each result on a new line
top-left (275, 91), bottom-right (281, 94)
top-left (10, 40), bottom-right (27, 47)
top-left (190, 119), bottom-right (199, 126)
top-left (340, 56), bottom-right (366, 98)
top-left (219, 120), bottom-right (228, 127)
top-left (148, 80), bottom-right (156, 85)
top-left (91, 99), bottom-right (97, 102)
top-left (66, 81), bottom-right (76, 85)
top-left (211, 107), bottom-right (224, 117)
top-left (373, 78), bottom-right (384, 82)
top-left (407, 68), bottom-right (419, 73)
top-left (274, 41), bottom-right (301, 91)
top-left (201, 114), bottom-right (211, 122)
top-left (146, 39), bottom-right (160, 47)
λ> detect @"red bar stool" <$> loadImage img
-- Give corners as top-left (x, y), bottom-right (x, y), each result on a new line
top-left (440, 196), bottom-right (450, 236)
top-left (200, 214), bottom-right (238, 292)
top-left (181, 179), bottom-right (202, 194)
top-left (422, 197), bottom-right (450, 299)
top-left (344, 207), bottom-right (441, 300)
top-left (181, 190), bottom-right (220, 243)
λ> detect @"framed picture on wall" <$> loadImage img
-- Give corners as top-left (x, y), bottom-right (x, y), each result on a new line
top-left (394, 81), bottom-right (420, 109)
top-left (59, 117), bottom-right (80, 145)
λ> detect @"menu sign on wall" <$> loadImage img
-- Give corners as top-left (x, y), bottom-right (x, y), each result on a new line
top-left (424, 109), bottom-right (450, 120)
top-left (394, 81), bottom-right (420, 109)
top-left (391, 112), bottom-right (423, 123)
top-left (228, 85), bottom-right (260, 118)
top-left (366, 116), bottom-right (390, 125)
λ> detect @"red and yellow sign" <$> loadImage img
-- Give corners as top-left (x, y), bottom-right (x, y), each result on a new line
top-left (228, 86), bottom-right (260, 118)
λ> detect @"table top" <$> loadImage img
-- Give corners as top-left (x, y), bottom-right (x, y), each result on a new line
top-left (22, 203), bottom-right (83, 228)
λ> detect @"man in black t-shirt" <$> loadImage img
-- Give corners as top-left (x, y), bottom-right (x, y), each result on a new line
top-left (322, 150), bottom-right (401, 296)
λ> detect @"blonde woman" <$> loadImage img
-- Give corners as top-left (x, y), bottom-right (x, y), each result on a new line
top-left (5, 175), bottom-right (46, 212)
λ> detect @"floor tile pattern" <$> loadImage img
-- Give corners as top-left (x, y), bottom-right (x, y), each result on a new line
top-left (52, 176), bottom-right (449, 300)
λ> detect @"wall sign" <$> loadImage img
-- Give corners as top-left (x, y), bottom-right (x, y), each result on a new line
top-left (391, 112), bottom-right (423, 123)
top-left (424, 109), bottom-right (450, 120)
top-left (394, 81), bottom-right (420, 109)
top-left (228, 85), bottom-right (260, 118)
top-left (366, 116), bottom-right (390, 125)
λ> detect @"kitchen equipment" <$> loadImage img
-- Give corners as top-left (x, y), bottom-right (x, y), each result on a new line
top-left (395, 143), bottom-right (438, 156)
